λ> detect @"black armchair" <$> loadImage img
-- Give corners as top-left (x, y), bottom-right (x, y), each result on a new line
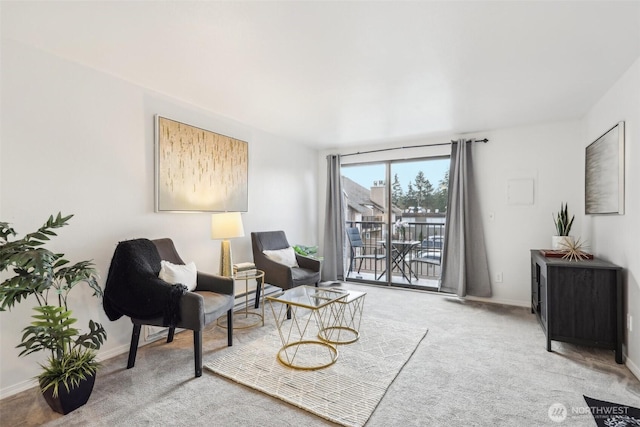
top-left (251, 231), bottom-right (321, 298)
top-left (103, 238), bottom-right (234, 377)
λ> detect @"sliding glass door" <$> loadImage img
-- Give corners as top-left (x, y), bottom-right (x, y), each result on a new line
top-left (342, 157), bottom-right (449, 290)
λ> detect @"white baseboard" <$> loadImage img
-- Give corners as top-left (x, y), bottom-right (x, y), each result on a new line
top-left (465, 295), bottom-right (530, 308)
top-left (0, 342), bottom-right (133, 400)
top-left (96, 342), bottom-right (132, 362)
top-left (626, 355), bottom-right (640, 381)
top-left (0, 378), bottom-right (38, 400)
top-left (0, 335), bottom-right (182, 399)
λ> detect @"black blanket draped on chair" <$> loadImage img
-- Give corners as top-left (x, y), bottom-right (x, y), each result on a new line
top-left (103, 238), bottom-right (186, 327)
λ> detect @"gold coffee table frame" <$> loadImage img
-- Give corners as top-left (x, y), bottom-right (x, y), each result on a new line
top-left (266, 286), bottom-right (347, 370)
top-left (318, 290), bottom-right (366, 345)
top-left (218, 269), bottom-right (265, 329)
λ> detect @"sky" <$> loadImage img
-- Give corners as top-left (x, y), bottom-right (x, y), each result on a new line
top-left (341, 158), bottom-right (450, 192)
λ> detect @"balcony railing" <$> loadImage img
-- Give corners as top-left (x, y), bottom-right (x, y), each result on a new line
top-left (346, 220), bottom-right (444, 286)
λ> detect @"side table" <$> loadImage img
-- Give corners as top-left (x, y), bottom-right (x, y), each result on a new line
top-left (218, 269), bottom-right (265, 329)
top-left (318, 289), bottom-right (366, 345)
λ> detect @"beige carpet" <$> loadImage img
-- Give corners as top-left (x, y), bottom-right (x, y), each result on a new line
top-left (2, 282), bottom-right (639, 426)
top-left (205, 316), bottom-right (428, 427)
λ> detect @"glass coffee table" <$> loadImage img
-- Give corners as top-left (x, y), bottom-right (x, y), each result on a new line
top-left (318, 289), bottom-right (366, 345)
top-left (266, 286), bottom-right (348, 370)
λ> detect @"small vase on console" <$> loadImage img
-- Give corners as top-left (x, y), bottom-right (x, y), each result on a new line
top-left (551, 235), bottom-right (574, 250)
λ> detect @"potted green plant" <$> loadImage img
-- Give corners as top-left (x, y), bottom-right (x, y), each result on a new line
top-left (0, 213), bottom-right (106, 414)
top-left (552, 203), bottom-right (575, 250)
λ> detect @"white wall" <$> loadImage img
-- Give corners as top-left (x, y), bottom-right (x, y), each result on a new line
top-left (320, 119), bottom-right (583, 306)
top-left (474, 121), bottom-right (584, 305)
top-left (318, 57), bottom-right (640, 378)
top-left (0, 39), bottom-right (319, 397)
top-left (583, 56), bottom-right (640, 379)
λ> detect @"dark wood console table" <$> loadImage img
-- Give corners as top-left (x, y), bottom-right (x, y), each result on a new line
top-left (530, 250), bottom-right (623, 364)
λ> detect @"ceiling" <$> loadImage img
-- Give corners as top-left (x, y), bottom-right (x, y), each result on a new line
top-left (2, 1), bottom-right (640, 149)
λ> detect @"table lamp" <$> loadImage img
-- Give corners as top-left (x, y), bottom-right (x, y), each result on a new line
top-left (211, 212), bottom-right (245, 277)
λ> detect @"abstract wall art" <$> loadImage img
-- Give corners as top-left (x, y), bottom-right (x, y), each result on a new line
top-left (155, 116), bottom-right (248, 212)
top-left (585, 121), bottom-right (624, 215)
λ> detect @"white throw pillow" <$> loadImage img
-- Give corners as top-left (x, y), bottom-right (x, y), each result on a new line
top-left (159, 260), bottom-right (198, 292)
top-left (263, 247), bottom-right (299, 268)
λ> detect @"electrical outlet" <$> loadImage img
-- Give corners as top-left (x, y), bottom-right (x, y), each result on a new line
top-left (496, 272), bottom-right (503, 283)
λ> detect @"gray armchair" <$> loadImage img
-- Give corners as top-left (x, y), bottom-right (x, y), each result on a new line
top-left (103, 238), bottom-right (234, 378)
top-left (251, 231), bottom-right (321, 299)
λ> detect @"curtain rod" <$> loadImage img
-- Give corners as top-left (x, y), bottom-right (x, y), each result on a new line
top-left (340, 138), bottom-right (488, 158)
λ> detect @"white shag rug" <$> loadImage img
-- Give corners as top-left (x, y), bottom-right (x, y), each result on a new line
top-left (204, 316), bottom-right (428, 427)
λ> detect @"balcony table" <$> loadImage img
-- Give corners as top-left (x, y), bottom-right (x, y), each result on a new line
top-left (377, 240), bottom-right (420, 282)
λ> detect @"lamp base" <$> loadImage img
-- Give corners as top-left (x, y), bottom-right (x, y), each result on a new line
top-left (220, 240), bottom-right (233, 277)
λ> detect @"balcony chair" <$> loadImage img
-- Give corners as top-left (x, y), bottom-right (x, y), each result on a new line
top-left (346, 227), bottom-right (385, 279)
top-left (103, 238), bottom-right (234, 378)
top-left (251, 230), bottom-right (321, 308)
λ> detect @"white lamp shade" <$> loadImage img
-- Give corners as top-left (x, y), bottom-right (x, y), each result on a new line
top-left (211, 212), bottom-right (245, 240)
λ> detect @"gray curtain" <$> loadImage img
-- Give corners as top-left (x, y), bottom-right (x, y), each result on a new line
top-left (440, 140), bottom-right (492, 297)
top-left (322, 154), bottom-right (346, 281)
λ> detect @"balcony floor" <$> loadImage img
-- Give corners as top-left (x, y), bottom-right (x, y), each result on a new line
top-left (345, 270), bottom-right (440, 290)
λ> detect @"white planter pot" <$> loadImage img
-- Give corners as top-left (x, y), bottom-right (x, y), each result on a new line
top-left (551, 235), bottom-right (574, 250)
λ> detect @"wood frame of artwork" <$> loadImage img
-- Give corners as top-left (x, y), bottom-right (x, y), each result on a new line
top-left (585, 121), bottom-right (625, 215)
top-left (155, 115), bottom-right (248, 212)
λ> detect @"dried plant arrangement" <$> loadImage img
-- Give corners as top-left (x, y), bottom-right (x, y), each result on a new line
top-left (560, 237), bottom-right (591, 261)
